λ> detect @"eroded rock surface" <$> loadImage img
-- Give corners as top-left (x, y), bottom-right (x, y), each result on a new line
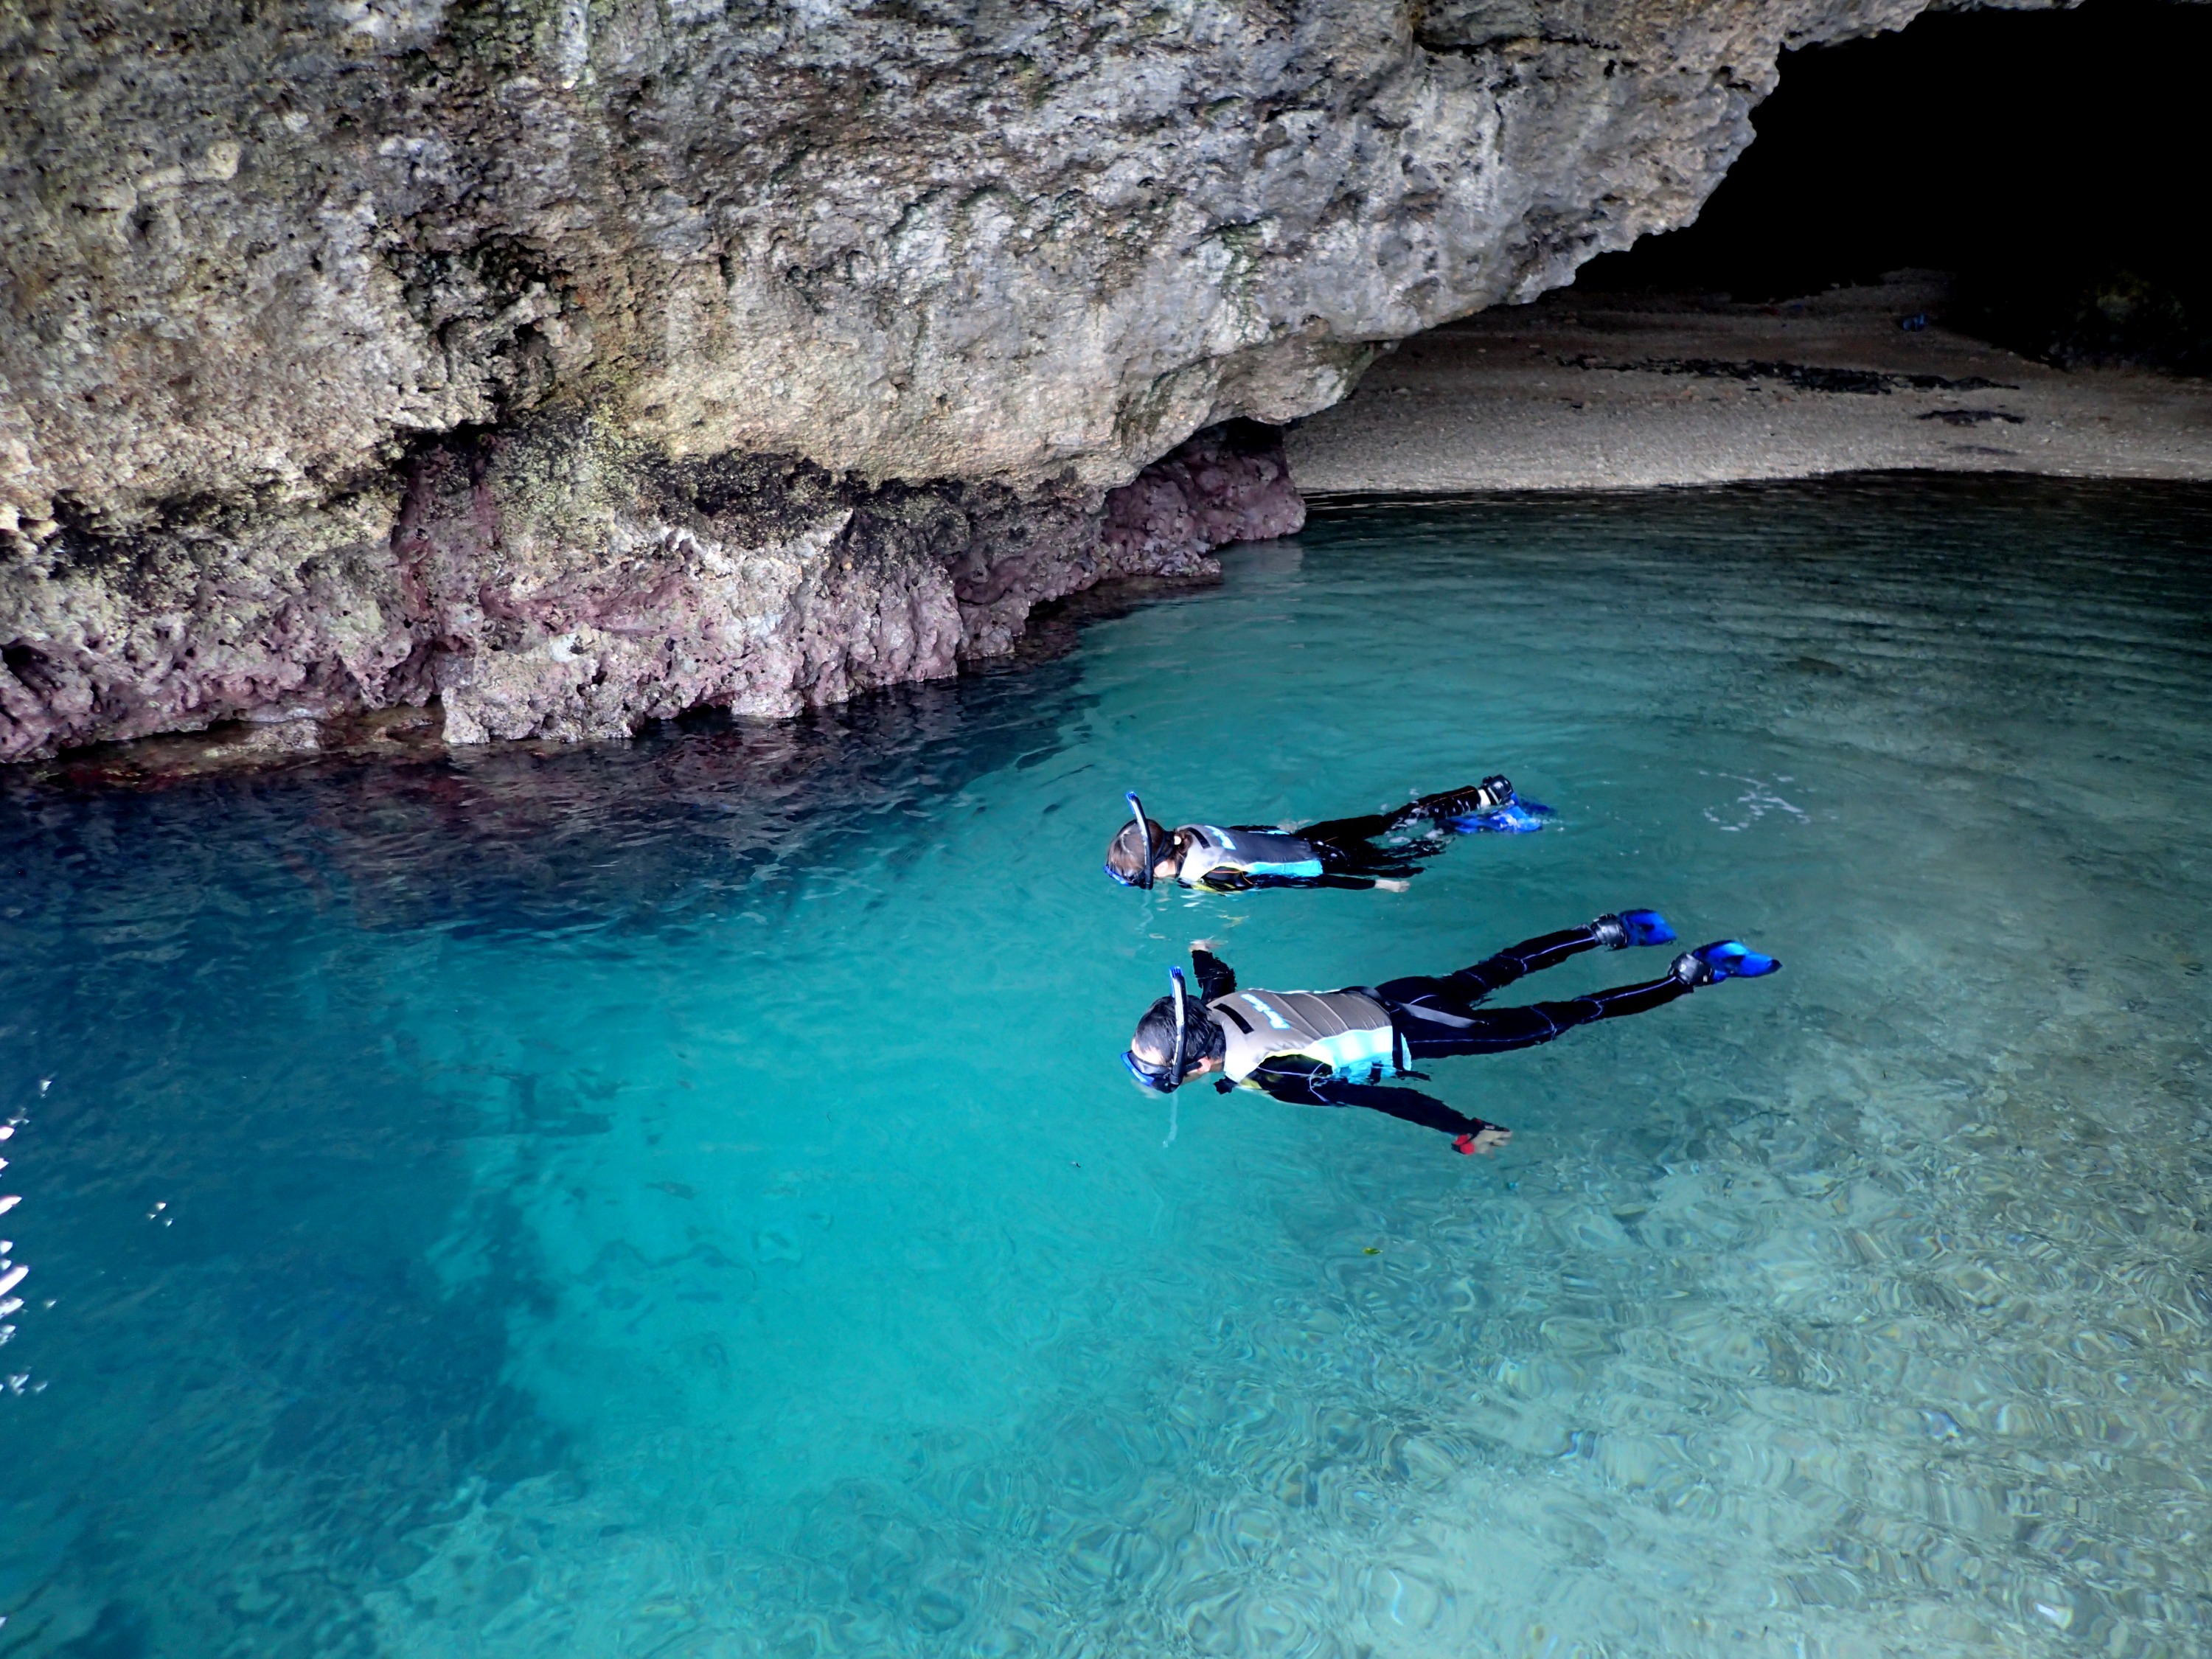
top-left (2, 0), bottom-right (2033, 757)
top-left (0, 417), bottom-right (1297, 758)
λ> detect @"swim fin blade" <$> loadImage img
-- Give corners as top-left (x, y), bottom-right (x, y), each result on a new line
top-left (1449, 801), bottom-right (1546, 834)
top-left (1619, 908), bottom-right (1676, 947)
top-left (1691, 939), bottom-right (1781, 981)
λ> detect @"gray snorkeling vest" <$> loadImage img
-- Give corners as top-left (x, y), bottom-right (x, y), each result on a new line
top-left (1208, 987), bottom-right (1410, 1087)
top-left (1176, 824), bottom-right (1326, 886)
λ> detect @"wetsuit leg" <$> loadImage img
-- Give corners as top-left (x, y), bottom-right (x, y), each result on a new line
top-left (1303, 782), bottom-right (1520, 874)
top-left (1374, 924), bottom-right (1607, 1014)
top-left (1399, 975), bottom-right (1691, 1061)
top-left (1399, 782), bottom-right (1510, 825)
top-left (1298, 810), bottom-right (1405, 847)
top-left (1308, 785), bottom-right (1507, 843)
top-left (1293, 815), bottom-right (1428, 882)
top-left (1311, 844), bottom-right (1424, 882)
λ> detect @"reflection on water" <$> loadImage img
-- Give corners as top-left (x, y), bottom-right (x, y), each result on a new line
top-left (2, 476), bottom-right (2208, 1658)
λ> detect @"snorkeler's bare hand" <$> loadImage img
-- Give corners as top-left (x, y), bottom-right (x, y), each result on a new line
top-left (1453, 1127), bottom-right (1512, 1156)
top-left (1376, 878), bottom-right (1411, 893)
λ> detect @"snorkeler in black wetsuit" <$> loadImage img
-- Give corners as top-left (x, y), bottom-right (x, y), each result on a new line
top-left (1120, 914), bottom-right (1779, 1155)
top-left (1104, 777), bottom-right (1545, 894)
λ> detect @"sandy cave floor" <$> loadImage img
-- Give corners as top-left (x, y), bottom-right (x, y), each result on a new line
top-left (1287, 274), bottom-right (2212, 495)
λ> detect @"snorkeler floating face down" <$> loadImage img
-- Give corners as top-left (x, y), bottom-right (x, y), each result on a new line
top-left (1121, 917), bottom-right (1780, 1157)
top-left (1121, 966), bottom-right (1225, 1093)
top-left (1104, 778), bottom-right (1548, 894)
top-left (1105, 794), bottom-right (1178, 888)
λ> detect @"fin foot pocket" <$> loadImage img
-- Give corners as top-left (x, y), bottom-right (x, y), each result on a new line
top-left (1676, 939), bottom-right (1781, 984)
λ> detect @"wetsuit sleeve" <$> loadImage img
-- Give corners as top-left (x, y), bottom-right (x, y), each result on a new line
top-left (1190, 950), bottom-right (1237, 1001)
top-left (1241, 1059), bottom-right (1500, 1138)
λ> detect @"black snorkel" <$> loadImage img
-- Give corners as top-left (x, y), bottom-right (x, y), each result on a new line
top-left (1121, 790), bottom-right (1157, 889)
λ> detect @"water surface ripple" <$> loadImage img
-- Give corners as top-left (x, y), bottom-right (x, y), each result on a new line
top-left (2, 476), bottom-right (2208, 1659)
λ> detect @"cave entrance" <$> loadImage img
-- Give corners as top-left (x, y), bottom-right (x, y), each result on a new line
top-left (1573, 0), bottom-right (2212, 371)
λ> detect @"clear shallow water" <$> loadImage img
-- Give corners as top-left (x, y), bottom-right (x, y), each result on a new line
top-left (2, 475), bottom-right (2209, 1659)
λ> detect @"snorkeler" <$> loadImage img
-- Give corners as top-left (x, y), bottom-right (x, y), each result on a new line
top-left (1105, 778), bottom-right (1544, 893)
top-left (1121, 914), bottom-right (1778, 1155)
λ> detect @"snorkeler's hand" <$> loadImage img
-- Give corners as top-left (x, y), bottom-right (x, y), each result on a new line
top-left (1375, 878), bottom-right (1411, 893)
top-left (1454, 1125), bottom-right (1512, 1156)
top-left (1190, 947), bottom-right (1237, 999)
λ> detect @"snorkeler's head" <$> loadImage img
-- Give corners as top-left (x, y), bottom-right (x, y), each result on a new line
top-left (1105, 794), bottom-right (1175, 888)
top-left (1123, 977), bottom-right (1225, 1093)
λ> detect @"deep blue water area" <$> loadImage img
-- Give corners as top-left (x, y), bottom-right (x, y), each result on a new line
top-left (2, 476), bottom-right (2208, 1658)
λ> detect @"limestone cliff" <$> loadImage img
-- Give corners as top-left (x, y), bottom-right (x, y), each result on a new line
top-left (1, 0), bottom-right (2029, 759)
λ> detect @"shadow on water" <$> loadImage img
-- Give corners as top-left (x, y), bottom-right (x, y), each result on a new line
top-left (0, 640), bottom-right (1105, 943)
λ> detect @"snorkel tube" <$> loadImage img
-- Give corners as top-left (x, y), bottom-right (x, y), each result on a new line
top-left (1168, 964), bottom-right (1189, 1083)
top-left (1122, 964), bottom-right (1195, 1093)
top-left (1124, 791), bottom-right (1156, 889)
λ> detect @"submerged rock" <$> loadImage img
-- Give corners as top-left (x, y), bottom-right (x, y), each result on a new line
top-left (0, 0), bottom-right (2034, 757)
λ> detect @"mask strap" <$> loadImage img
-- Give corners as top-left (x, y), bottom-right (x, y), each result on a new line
top-left (1126, 792), bottom-right (1155, 888)
top-left (1169, 966), bottom-right (1189, 1083)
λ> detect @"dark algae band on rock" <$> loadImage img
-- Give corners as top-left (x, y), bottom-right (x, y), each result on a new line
top-left (0, 419), bottom-right (1299, 762)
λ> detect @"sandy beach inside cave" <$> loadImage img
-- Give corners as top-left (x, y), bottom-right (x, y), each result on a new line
top-left (1289, 274), bottom-right (2212, 495)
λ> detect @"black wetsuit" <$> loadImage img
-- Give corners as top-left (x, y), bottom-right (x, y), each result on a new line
top-left (1192, 922), bottom-right (1691, 1141)
top-left (1191, 782), bottom-right (1529, 892)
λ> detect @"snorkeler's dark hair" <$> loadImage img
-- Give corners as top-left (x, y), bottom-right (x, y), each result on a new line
top-left (1133, 993), bottom-right (1224, 1074)
top-left (1106, 816), bottom-right (1173, 883)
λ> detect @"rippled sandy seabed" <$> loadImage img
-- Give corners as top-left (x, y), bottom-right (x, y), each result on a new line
top-left (1, 476), bottom-right (2208, 1659)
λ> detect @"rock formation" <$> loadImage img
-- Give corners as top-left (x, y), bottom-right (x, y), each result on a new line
top-left (1, 0), bottom-right (2044, 759)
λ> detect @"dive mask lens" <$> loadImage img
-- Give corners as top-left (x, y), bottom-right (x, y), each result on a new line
top-left (1123, 1050), bottom-right (1177, 1093)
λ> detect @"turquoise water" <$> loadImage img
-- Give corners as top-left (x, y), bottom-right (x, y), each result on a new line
top-left (2, 476), bottom-right (2209, 1659)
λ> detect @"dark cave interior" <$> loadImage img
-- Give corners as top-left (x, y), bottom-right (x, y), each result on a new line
top-left (1574, 0), bottom-right (2212, 371)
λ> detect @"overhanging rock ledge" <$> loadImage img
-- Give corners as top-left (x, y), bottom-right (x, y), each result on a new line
top-left (0, 0), bottom-right (2045, 759)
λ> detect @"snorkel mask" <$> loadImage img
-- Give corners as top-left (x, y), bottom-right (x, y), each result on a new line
top-left (1106, 790), bottom-right (1158, 889)
top-left (1122, 966), bottom-right (1192, 1093)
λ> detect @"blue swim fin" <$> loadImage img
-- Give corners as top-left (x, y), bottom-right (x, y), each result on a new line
top-left (1618, 908), bottom-right (1676, 947)
top-left (1448, 801), bottom-right (1547, 834)
top-left (1687, 939), bottom-right (1781, 981)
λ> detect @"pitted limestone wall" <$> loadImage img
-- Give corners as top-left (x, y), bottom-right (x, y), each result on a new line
top-left (1, 0), bottom-right (2048, 757)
